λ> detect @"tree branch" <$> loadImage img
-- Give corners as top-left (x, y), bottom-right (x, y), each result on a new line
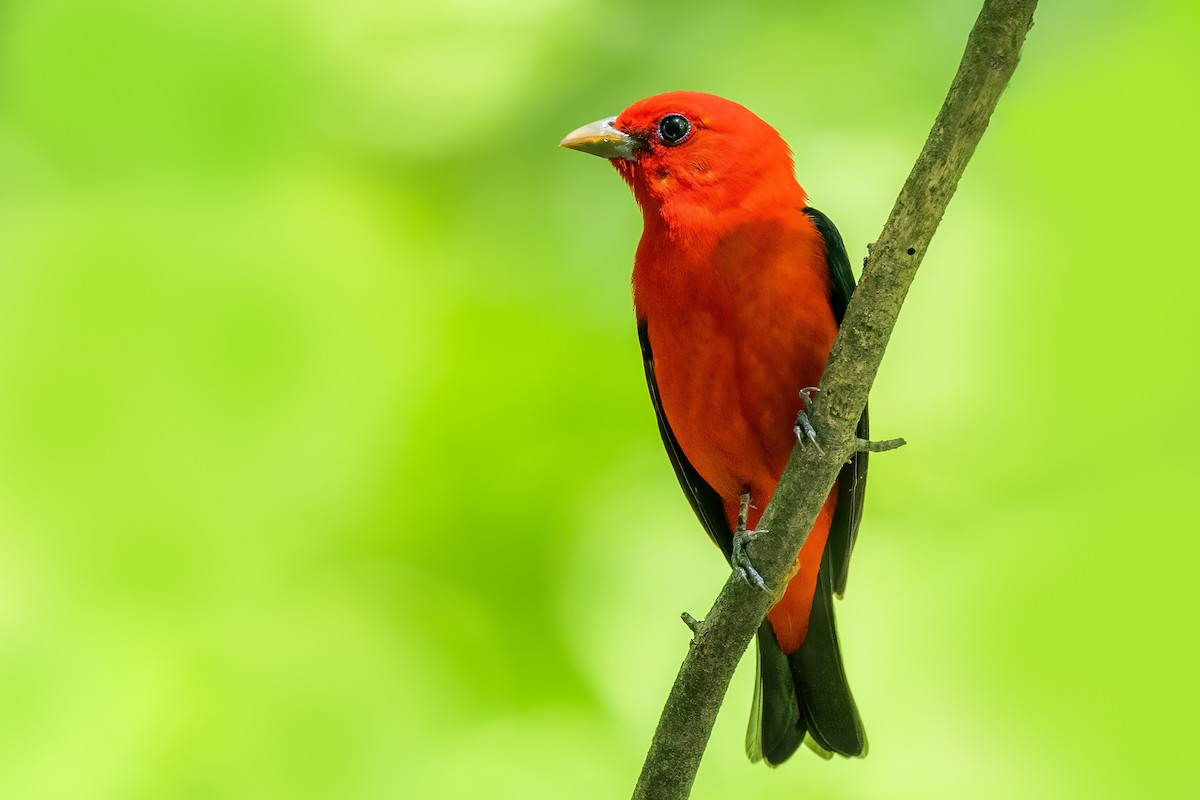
top-left (631, 1), bottom-right (1038, 797)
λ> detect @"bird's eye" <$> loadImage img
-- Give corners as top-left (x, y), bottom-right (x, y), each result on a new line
top-left (657, 114), bottom-right (691, 145)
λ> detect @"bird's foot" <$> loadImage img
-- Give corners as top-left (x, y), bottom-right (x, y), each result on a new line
top-left (732, 492), bottom-right (769, 593)
top-left (794, 386), bottom-right (824, 454)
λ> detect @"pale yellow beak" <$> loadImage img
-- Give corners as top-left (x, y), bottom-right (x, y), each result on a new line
top-left (559, 116), bottom-right (641, 160)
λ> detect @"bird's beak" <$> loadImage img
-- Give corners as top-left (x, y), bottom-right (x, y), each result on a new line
top-left (559, 116), bottom-right (641, 160)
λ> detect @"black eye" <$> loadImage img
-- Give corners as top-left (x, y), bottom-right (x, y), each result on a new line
top-left (658, 114), bottom-right (691, 145)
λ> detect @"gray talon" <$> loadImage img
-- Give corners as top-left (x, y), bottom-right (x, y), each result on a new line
top-left (794, 413), bottom-right (819, 447)
top-left (733, 533), bottom-right (768, 591)
top-left (733, 492), bottom-right (770, 593)
top-left (795, 387), bottom-right (824, 452)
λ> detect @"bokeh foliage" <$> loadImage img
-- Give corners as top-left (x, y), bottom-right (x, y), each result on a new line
top-left (0, 0), bottom-right (1197, 798)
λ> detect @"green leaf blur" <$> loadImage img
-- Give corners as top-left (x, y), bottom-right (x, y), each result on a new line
top-left (0, 0), bottom-right (1196, 797)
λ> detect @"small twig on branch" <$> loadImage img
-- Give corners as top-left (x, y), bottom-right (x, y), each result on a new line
top-left (631, 2), bottom-right (1039, 798)
top-left (856, 437), bottom-right (907, 454)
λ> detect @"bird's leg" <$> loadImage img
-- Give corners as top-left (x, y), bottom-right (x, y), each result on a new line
top-left (731, 492), bottom-right (769, 593)
top-left (794, 386), bottom-right (824, 454)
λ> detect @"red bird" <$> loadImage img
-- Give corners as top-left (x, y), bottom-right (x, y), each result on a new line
top-left (561, 92), bottom-right (869, 763)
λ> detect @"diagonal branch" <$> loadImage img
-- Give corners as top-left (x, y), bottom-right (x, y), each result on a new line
top-left (631, 1), bottom-right (1039, 798)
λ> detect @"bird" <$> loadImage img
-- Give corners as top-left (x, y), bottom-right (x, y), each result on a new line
top-left (560, 91), bottom-right (870, 764)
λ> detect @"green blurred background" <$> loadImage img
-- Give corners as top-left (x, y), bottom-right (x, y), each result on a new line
top-left (0, 0), bottom-right (1197, 797)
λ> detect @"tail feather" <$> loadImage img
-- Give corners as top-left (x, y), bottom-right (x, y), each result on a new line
top-left (793, 549), bottom-right (867, 756)
top-left (746, 623), bottom-right (805, 764)
top-left (748, 550), bottom-right (866, 764)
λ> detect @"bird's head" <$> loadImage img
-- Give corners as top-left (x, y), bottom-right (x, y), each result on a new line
top-left (560, 91), bottom-right (805, 230)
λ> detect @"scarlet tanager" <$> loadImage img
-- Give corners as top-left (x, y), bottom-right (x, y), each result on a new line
top-left (560, 92), bottom-right (869, 764)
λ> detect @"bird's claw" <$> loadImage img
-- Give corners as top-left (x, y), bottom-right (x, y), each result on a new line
top-left (733, 492), bottom-right (770, 593)
top-left (733, 529), bottom-right (768, 592)
top-left (794, 387), bottom-right (824, 453)
top-left (794, 413), bottom-right (820, 449)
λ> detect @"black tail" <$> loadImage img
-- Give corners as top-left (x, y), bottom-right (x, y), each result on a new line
top-left (747, 549), bottom-right (867, 764)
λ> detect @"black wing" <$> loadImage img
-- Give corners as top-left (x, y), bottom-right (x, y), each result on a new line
top-left (803, 206), bottom-right (869, 597)
top-left (637, 320), bottom-right (734, 561)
